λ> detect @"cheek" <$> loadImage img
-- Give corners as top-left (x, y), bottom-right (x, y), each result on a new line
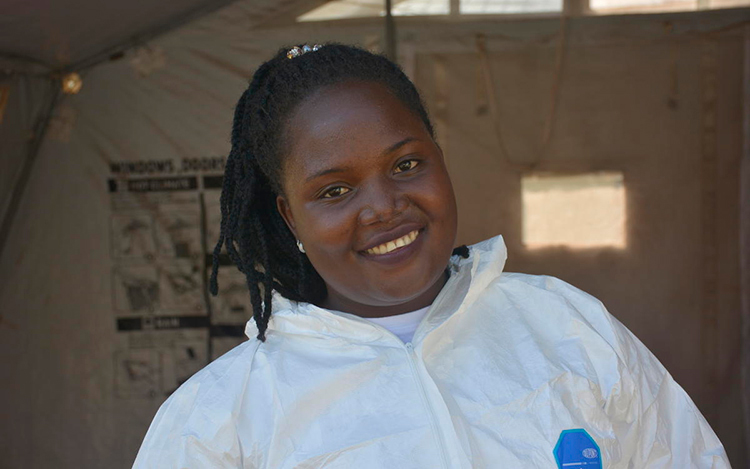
top-left (416, 171), bottom-right (457, 224)
top-left (298, 204), bottom-right (358, 256)
top-left (418, 175), bottom-right (458, 253)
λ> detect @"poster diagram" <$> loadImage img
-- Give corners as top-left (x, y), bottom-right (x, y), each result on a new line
top-left (114, 331), bottom-right (209, 397)
top-left (114, 349), bottom-right (160, 398)
top-left (161, 337), bottom-right (208, 394)
top-left (113, 265), bottom-right (160, 315)
top-left (209, 270), bottom-right (250, 324)
top-left (111, 213), bottom-right (157, 260)
top-left (113, 263), bottom-right (205, 315)
top-left (154, 208), bottom-right (201, 260)
top-left (159, 262), bottom-right (204, 313)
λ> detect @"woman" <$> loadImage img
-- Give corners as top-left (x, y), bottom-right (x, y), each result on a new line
top-left (134, 44), bottom-right (729, 468)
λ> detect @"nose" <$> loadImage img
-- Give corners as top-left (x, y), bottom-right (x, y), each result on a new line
top-left (357, 178), bottom-right (409, 226)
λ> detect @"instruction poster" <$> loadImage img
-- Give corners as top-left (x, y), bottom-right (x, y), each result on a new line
top-left (108, 157), bottom-right (250, 398)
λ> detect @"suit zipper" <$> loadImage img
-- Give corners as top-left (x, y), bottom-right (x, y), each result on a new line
top-left (404, 342), bottom-right (450, 468)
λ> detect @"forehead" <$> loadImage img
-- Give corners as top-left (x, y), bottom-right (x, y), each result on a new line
top-left (281, 81), bottom-right (428, 189)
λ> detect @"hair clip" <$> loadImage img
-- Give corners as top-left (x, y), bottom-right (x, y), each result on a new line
top-left (286, 44), bottom-right (322, 59)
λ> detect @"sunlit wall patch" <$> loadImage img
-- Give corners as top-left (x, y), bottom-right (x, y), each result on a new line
top-left (298, 0), bottom-right (449, 22)
top-left (589, 0), bottom-right (750, 15)
top-left (297, 0), bottom-right (562, 21)
top-left (521, 171), bottom-right (626, 249)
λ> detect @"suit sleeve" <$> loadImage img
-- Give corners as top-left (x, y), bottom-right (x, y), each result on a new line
top-left (132, 379), bottom-right (243, 469)
top-left (131, 340), bottom-right (262, 469)
top-left (608, 315), bottom-right (731, 468)
top-left (545, 276), bottom-right (731, 468)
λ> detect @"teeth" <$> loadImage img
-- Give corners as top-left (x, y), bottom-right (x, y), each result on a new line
top-left (366, 230), bottom-right (419, 255)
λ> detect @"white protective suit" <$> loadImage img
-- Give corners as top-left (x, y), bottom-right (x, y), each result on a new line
top-left (134, 235), bottom-right (729, 468)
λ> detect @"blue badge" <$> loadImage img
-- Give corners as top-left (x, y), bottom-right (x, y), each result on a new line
top-left (553, 429), bottom-right (602, 468)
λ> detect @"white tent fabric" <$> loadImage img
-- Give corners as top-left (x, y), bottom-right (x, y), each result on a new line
top-left (0, 1), bottom-right (748, 467)
top-left (0, 0), bottom-right (300, 69)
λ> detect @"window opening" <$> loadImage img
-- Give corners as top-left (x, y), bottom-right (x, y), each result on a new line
top-left (589, 0), bottom-right (749, 14)
top-left (297, 0), bottom-right (749, 26)
top-left (461, 0), bottom-right (561, 15)
top-left (298, 0), bottom-right (449, 21)
top-left (521, 172), bottom-right (626, 249)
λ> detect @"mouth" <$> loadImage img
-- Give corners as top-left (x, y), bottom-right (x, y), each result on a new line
top-left (363, 229), bottom-right (421, 256)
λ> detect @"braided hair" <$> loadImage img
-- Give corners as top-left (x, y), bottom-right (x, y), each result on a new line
top-left (210, 43), bottom-right (468, 342)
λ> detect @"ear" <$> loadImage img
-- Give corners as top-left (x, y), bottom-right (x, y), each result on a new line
top-left (276, 195), bottom-right (298, 239)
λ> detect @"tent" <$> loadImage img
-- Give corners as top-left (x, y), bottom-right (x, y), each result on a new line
top-left (1, 0), bottom-right (749, 466)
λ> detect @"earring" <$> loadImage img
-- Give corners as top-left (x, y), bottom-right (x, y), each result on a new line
top-left (296, 240), bottom-right (306, 253)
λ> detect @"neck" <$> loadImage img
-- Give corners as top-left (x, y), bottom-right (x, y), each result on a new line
top-left (321, 270), bottom-right (448, 318)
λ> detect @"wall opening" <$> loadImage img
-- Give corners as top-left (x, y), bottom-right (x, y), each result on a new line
top-left (589, 0), bottom-right (750, 14)
top-left (521, 171), bottom-right (626, 249)
top-left (296, 0), bottom-right (561, 21)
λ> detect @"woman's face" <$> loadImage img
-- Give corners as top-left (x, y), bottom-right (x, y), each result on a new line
top-left (276, 81), bottom-right (458, 317)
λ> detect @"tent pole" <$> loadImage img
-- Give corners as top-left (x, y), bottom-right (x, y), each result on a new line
top-left (741, 23), bottom-right (750, 467)
top-left (699, 36), bottom-right (720, 425)
top-left (385, 0), bottom-right (396, 61)
top-left (0, 80), bottom-right (60, 263)
top-left (0, 53), bottom-right (51, 76)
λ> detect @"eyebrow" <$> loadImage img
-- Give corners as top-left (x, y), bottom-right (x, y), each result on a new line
top-left (304, 137), bottom-right (418, 184)
top-left (305, 166), bottom-right (350, 183)
top-left (384, 137), bottom-right (416, 155)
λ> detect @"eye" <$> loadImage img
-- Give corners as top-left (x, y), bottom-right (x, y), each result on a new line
top-left (321, 186), bottom-right (351, 199)
top-left (394, 159), bottom-right (419, 173)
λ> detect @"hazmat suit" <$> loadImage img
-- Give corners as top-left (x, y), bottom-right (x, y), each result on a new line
top-left (134, 235), bottom-right (729, 468)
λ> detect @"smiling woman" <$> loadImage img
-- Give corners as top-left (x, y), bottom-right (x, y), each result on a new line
top-left (277, 81), bottom-right (457, 317)
top-left (133, 44), bottom-right (730, 468)
top-left (201, 44), bottom-right (461, 342)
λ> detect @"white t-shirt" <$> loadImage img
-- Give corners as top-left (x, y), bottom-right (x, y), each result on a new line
top-left (364, 306), bottom-right (430, 343)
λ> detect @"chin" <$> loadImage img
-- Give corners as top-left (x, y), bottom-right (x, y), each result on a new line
top-left (365, 261), bottom-right (447, 306)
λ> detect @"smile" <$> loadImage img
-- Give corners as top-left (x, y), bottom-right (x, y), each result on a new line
top-left (365, 230), bottom-right (419, 255)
